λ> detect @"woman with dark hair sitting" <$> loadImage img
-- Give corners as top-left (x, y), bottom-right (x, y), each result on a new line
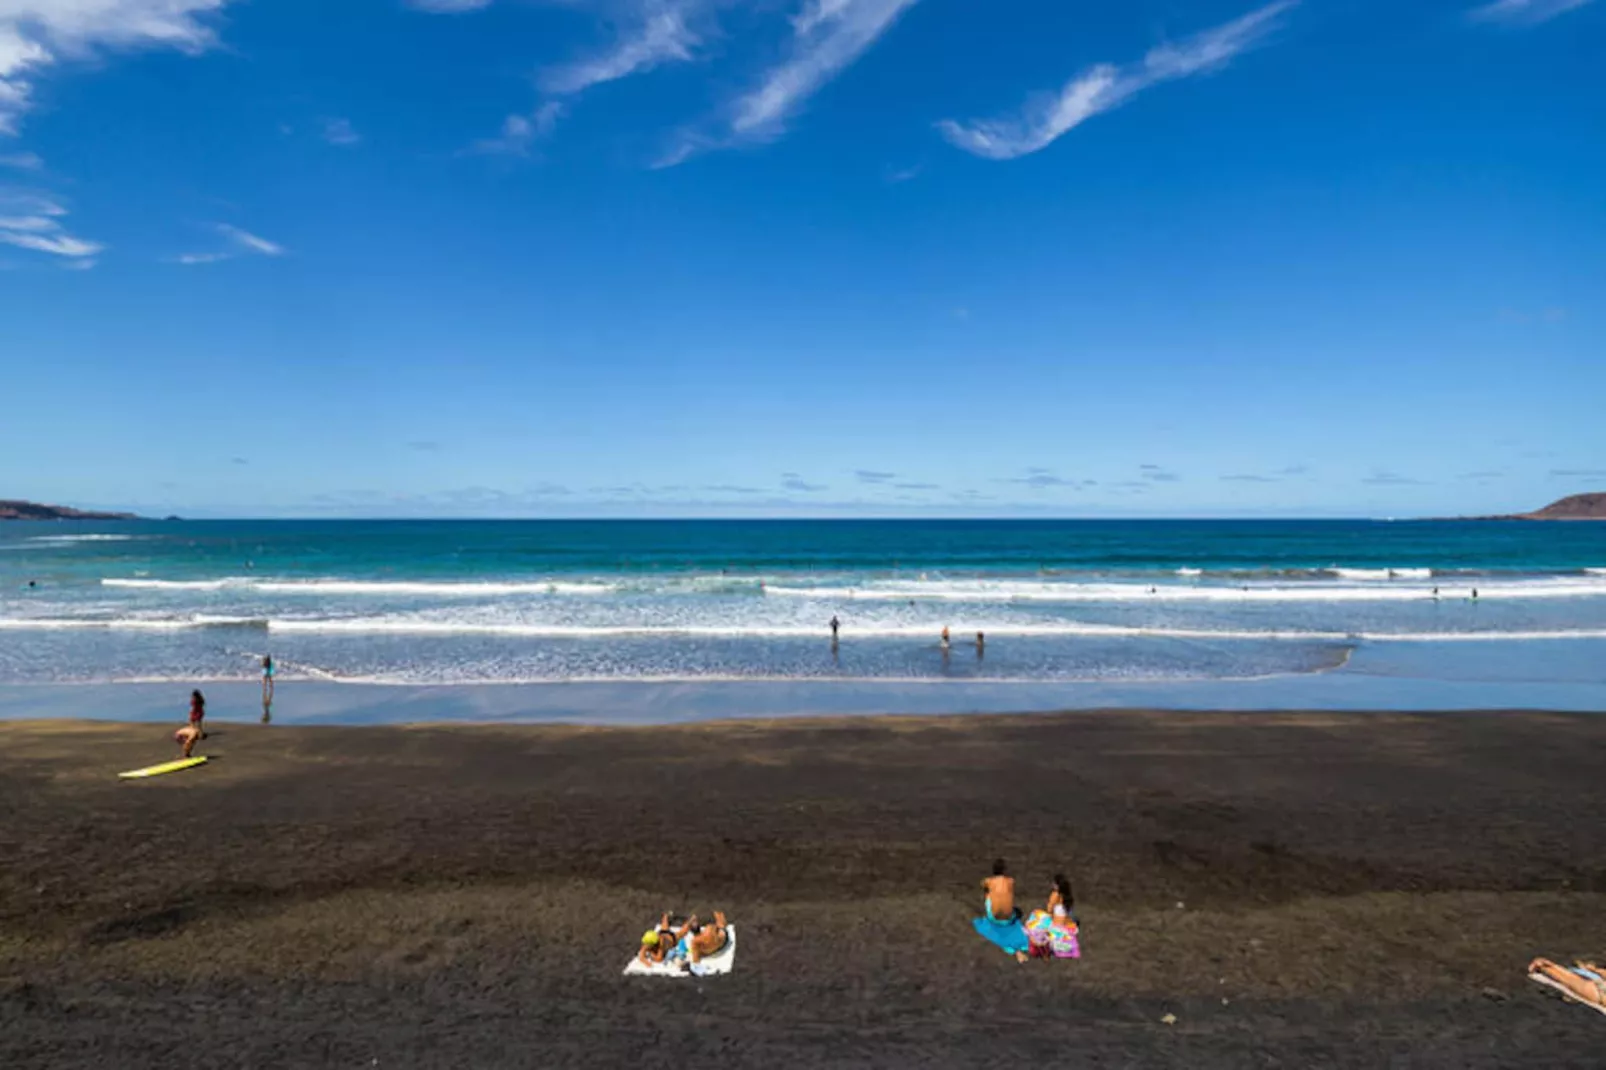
top-left (1025, 873), bottom-right (1081, 959)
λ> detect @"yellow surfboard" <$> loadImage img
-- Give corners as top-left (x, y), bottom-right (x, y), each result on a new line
top-left (119, 756), bottom-right (209, 779)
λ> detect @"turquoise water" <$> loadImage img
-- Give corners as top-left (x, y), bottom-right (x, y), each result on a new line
top-left (1, 519), bottom-right (1603, 691)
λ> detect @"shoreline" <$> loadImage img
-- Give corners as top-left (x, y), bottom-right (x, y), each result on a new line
top-left (4, 710), bottom-right (1604, 1066)
top-left (3, 664), bottom-right (1605, 728)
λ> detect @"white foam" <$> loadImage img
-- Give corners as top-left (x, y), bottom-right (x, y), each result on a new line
top-left (761, 578), bottom-right (1606, 604)
top-left (24, 534), bottom-right (139, 546)
top-left (1327, 568), bottom-right (1433, 581)
top-left (5, 614), bottom-right (1606, 646)
top-left (259, 618), bottom-right (1606, 643)
top-left (1176, 568), bottom-right (1203, 577)
top-left (103, 578), bottom-right (244, 591)
top-left (0, 616), bottom-right (265, 631)
top-left (102, 577), bottom-right (616, 596)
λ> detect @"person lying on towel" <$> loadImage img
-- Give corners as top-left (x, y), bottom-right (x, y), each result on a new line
top-left (1530, 957), bottom-right (1606, 1007)
top-left (637, 914), bottom-right (681, 967)
top-left (976, 859), bottom-right (1031, 963)
top-left (661, 912), bottom-right (732, 966)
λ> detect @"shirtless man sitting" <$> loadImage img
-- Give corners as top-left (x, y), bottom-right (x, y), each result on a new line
top-left (982, 858), bottom-right (1018, 921)
top-left (981, 858), bottom-right (1028, 963)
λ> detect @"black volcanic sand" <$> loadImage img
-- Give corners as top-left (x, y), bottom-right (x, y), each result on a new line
top-left (3, 710), bottom-right (1605, 1068)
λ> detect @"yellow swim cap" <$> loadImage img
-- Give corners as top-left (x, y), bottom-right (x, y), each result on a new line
top-left (641, 930), bottom-right (659, 946)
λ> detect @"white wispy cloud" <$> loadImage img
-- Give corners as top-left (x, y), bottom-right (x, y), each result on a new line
top-left (659, 0), bottom-right (920, 166)
top-left (541, 0), bottom-right (703, 96)
top-left (938, 1), bottom-right (1296, 162)
top-left (406, 0), bottom-right (493, 11)
top-left (0, 1), bottom-right (233, 135)
top-left (469, 100), bottom-right (564, 156)
top-left (0, 190), bottom-right (101, 259)
top-left (173, 223), bottom-right (285, 265)
top-left (216, 223), bottom-right (284, 256)
top-left (732, 0), bottom-right (918, 138)
top-left (322, 117), bottom-right (361, 146)
top-left (1468, 0), bottom-right (1594, 23)
top-left (0, 150), bottom-right (42, 169)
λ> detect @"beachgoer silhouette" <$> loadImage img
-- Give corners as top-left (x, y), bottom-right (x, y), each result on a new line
top-left (941, 626), bottom-right (950, 649)
top-left (976, 631), bottom-right (985, 659)
top-left (829, 616), bottom-right (840, 641)
top-left (1471, 588), bottom-right (1479, 601)
top-left (261, 655), bottom-right (275, 721)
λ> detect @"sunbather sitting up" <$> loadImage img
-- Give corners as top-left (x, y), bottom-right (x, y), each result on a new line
top-left (981, 859), bottom-right (1029, 963)
top-left (1025, 874), bottom-right (1081, 959)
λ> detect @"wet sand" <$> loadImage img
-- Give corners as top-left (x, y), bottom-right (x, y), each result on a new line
top-left (3, 710), bottom-right (1605, 1067)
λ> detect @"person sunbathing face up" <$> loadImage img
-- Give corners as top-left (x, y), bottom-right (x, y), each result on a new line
top-left (688, 911), bottom-right (730, 963)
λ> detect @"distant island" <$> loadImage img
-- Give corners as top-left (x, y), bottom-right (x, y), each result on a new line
top-left (1468, 492), bottom-right (1606, 521)
top-left (0, 500), bottom-right (139, 521)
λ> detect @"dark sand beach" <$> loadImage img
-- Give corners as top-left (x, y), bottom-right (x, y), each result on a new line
top-left (3, 709), bottom-right (1605, 1067)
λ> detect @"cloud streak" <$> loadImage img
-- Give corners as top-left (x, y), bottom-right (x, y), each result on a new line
top-left (407, 0), bottom-right (493, 11)
top-left (216, 223), bottom-right (284, 256)
top-left (0, 190), bottom-right (101, 260)
top-left (661, 0), bottom-right (919, 165)
top-left (1468, 0), bottom-right (1594, 24)
top-left (470, 101), bottom-right (564, 156)
top-left (173, 223), bottom-right (285, 265)
top-left (0, 1), bottom-right (233, 135)
top-left (781, 474), bottom-right (827, 492)
top-left (322, 117), bottom-right (361, 146)
top-left (938, 1), bottom-right (1296, 161)
top-left (541, 0), bottom-right (703, 96)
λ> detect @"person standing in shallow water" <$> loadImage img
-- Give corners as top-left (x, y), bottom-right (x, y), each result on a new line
top-left (941, 626), bottom-right (950, 649)
top-left (829, 616), bottom-right (840, 643)
top-left (261, 655), bottom-right (275, 722)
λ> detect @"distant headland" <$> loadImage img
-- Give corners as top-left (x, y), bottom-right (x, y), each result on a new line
top-left (1466, 492), bottom-right (1606, 521)
top-left (0, 500), bottom-right (139, 521)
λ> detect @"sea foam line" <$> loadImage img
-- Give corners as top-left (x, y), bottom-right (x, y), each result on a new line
top-left (0, 616), bottom-right (267, 631)
top-left (5, 615), bottom-right (1606, 644)
top-left (102, 578), bottom-right (617, 596)
top-left (761, 580), bottom-right (1606, 603)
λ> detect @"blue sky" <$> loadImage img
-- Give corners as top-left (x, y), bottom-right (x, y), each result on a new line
top-left (0, 0), bottom-right (1601, 518)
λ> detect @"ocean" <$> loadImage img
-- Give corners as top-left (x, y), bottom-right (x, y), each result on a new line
top-left (2, 519), bottom-right (1604, 701)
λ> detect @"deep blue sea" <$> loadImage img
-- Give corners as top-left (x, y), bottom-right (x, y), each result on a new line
top-left (2, 519), bottom-right (1604, 691)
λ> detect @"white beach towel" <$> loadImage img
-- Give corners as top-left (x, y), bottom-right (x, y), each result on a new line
top-left (622, 926), bottom-right (736, 978)
top-left (1528, 966), bottom-right (1606, 1018)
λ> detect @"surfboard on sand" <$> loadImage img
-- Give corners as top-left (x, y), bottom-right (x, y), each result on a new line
top-left (119, 756), bottom-right (209, 779)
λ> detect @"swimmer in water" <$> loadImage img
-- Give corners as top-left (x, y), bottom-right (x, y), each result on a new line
top-left (941, 626), bottom-right (951, 649)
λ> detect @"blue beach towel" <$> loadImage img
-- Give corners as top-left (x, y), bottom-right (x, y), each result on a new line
top-left (973, 913), bottom-right (1030, 955)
